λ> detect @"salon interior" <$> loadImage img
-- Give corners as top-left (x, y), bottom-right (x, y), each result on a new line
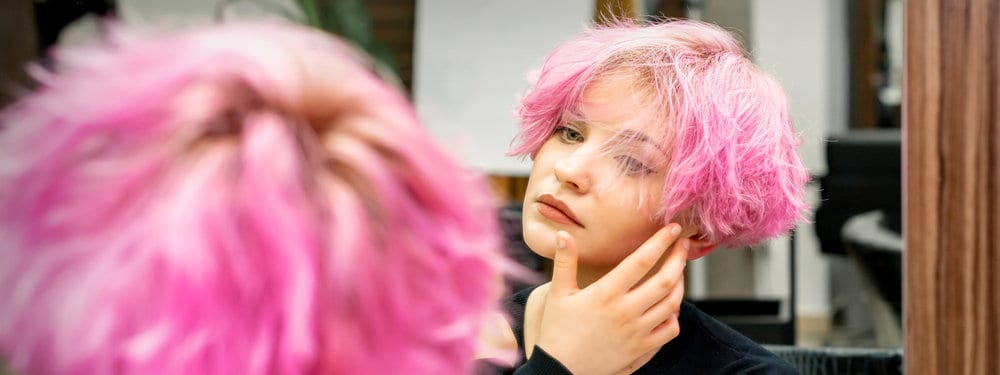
top-left (3, 1), bottom-right (995, 374)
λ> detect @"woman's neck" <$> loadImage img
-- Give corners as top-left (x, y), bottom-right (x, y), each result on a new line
top-left (572, 257), bottom-right (666, 289)
top-left (574, 264), bottom-right (614, 289)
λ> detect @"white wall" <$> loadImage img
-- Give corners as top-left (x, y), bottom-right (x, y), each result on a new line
top-left (413, 0), bottom-right (593, 175)
top-left (56, 0), bottom-right (303, 47)
top-left (750, 0), bottom-right (849, 317)
top-left (117, 0), bottom-right (302, 29)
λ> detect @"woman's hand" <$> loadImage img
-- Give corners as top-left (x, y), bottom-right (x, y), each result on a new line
top-left (534, 224), bottom-right (689, 375)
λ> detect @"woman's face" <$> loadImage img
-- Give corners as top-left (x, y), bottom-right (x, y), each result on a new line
top-left (522, 77), bottom-right (668, 273)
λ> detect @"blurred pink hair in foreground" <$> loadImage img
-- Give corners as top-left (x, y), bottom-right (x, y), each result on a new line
top-left (0, 22), bottom-right (503, 374)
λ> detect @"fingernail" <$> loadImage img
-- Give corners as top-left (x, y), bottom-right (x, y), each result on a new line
top-left (682, 238), bottom-right (690, 251)
top-left (556, 232), bottom-right (566, 249)
top-left (670, 224), bottom-right (682, 237)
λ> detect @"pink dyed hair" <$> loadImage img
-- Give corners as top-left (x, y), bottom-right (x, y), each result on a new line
top-left (0, 22), bottom-right (503, 374)
top-left (510, 19), bottom-right (810, 249)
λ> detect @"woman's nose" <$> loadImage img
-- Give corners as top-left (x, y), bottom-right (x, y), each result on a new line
top-left (553, 154), bottom-right (593, 194)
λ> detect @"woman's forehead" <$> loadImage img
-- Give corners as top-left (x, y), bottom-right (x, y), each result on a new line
top-left (580, 75), bottom-right (646, 107)
top-left (567, 82), bottom-right (668, 144)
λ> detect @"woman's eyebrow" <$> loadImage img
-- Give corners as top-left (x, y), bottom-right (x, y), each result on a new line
top-left (614, 129), bottom-right (665, 153)
top-left (563, 120), bottom-right (593, 135)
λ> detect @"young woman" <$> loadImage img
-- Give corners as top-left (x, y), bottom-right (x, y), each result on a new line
top-left (0, 22), bottom-right (506, 375)
top-left (496, 19), bottom-right (810, 374)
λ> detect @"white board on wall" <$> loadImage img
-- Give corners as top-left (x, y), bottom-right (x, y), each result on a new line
top-left (413, 1), bottom-right (592, 175)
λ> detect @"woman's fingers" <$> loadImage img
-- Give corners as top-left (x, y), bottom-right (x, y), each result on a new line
top-left (627, 237), bottom-right (689, 311)
top-left (641, 277), bottom-right (685, 346)
top-left (646, 312), bottom-right (682, 348)
top-left (548, 230), bottom-right (580, 298)
top-left (639, 276), bottom-right (685, 328)
top-left (601, 224), bottom-right (683, 293)
top-left (535, 227), bottom-right (688, 374)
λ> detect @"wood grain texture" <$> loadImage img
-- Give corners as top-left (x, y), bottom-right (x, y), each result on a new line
top-left (849, 0), bottom-right (882, 129)
top-left (658, 0), bottom-right (687, 19)
top-left (489, 175), bottom-right (529, 204)
top-left (0, 0), bottom-right (38, 108)
top-left (595, 0), bottom-right (637, 22)
top-left (367, 0), bottom-right (415, 92)
top-left (905, 0), bottom-right (1000, 373)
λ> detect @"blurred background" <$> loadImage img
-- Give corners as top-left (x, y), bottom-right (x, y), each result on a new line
top-left (0, 0), bottom-right (905, 372)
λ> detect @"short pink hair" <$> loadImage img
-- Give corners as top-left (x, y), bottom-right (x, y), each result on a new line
top-left (0, 22), bottom-right (502, 374)
top-left (510, 19), bottom-right (809, 249)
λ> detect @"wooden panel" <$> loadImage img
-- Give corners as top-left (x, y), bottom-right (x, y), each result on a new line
top-left (595, 0), bottom-right (637, 22)
top-left (0, 1), bottom-right (38, 108)
top-left (658, 0), bottom-right (687, 18)
top-left (905, 0), bottom-right (1000, 373)
top-left (366, 0), bottom-right (415, 92)
top-left (489, 175), bottom-right (530, 204)
top-left (849, 0), bottom-right (882, 129)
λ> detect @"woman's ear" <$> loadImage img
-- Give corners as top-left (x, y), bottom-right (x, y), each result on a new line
top-left (676, 225), bottom-right (718, 260)
top-left (686, 233), bottom-right (717, 260)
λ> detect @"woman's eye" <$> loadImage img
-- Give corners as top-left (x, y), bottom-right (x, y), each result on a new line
top-left (616, 155), bottom-right (655, 175)
top-left (556, 126), bottom-right (584, 143)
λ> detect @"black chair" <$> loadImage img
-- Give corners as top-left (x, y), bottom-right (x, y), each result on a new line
top-left (814, 129), bottom-right (901, 256)
top-left (841, 210), bottom-right (903, 347)
top-left (814, 129), bottom-right (902, 347)
top-left (765, 345), bottom-right (903, 375)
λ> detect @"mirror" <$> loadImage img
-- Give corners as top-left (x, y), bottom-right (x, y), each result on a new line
top-left (1, 0), bottom-right (911, 373)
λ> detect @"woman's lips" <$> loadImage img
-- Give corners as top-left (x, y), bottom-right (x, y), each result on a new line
top-left (536, 195), bottom-right (584, 227)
